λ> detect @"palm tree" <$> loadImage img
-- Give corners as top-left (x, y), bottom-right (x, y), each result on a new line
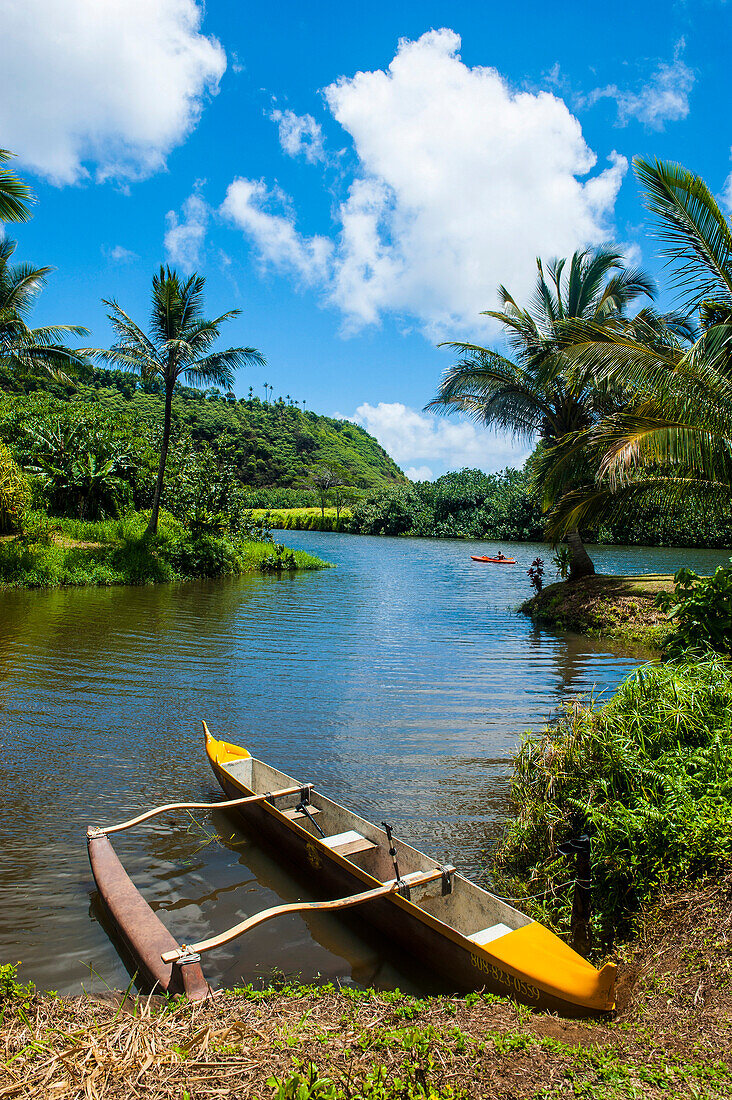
top-left (0, 238), bottom-right (88, 382)
top-left (427, 249), bottom-right (655, 579)
top-left (0, 150), bottom-right (33, 223)
top-left (89, 266), bottom-right (265, 536)
top-left (542, 160), bottom-right (732, 539)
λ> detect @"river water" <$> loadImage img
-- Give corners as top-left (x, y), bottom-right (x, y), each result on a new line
top-left (1, 533), bottom-right (729, 995)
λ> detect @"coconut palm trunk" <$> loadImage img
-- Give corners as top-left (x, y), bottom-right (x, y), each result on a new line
top-left (566, 529), bottom-right (595, 581)
top-left (147, 381), bottom-right (174, 537)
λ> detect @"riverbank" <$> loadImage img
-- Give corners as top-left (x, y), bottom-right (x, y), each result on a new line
top-left (2, 872), bottom-right (730, 1099)
top-left (520, 573), bottom-right (675, 649)
top-left (0, 512), bottom-right (329, 588)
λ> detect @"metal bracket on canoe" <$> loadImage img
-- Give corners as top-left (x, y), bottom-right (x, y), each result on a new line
top-left (161, 866), bottom-right (446, 965)
top-left (440, 863), bottom-right (456, 895)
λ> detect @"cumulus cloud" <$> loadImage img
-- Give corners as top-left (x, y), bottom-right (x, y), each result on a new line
top-left (270, 109), bottom-right (326, 163)
top-left (404, 465), bottom-right (435, 482)
top-left (351, 402), bottom-right (529, 478)
top-left (0, 0), bottom-right (226, 184)
top-left (164, 192), bottom-right (210, 272)
top-left (221, 178), bottom-right (333, 284)
top-left (102, 244), bottom-right (138, 264)
top-left (587, 42), bottom-right (694, 130)
top-left (223, 29), bottom-right (626, 334)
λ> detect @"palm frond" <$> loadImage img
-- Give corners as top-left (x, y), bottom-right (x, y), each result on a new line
top-left (0, 150), bottom-right (34, 223)
top-left (635, 157), bottom-right (732, 310)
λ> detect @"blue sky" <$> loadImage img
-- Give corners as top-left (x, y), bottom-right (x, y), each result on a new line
top-left (2, 0), bottom-right (730, 478)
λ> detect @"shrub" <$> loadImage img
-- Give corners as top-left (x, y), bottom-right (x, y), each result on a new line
top-left (167, 533), bottom-right (240, 578)
top-left (527, 557), bottom-right (544, 593)
top-left (492, 657), bottom-right (732, 944)
top-left (0, 440), bottom-right (30, 533)
top-left (657, 563), bottom-right (732, 656)
top-left (259, 542), bottom-right (297, 571)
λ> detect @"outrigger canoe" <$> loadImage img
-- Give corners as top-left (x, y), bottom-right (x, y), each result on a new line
top-left (471, 555), bottom-right (516, 564)
top-left (87, 723), bottom-right (616, 1017)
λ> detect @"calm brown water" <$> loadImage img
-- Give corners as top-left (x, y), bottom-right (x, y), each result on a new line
top-left (1, 532), bottom-right (729, 995)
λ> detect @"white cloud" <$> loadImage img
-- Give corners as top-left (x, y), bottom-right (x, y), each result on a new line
top-left (102, 244), bottom-right (138, 264)
top-left (0, 0), bottom-right (226, 184)
top-left (221, 178), bottom-right (333, 284)
top-left (404, 465), bottom-right (434, 482)
top-left (270, 109), bottom-right (326, 163)
top-left (223, 29), bottom-right (626, 335)
top-left (587, 42), bottom-right (694, 130)
top-left (164, 193), bottom-right (210, 271)
top-left (351, 402), bottom-right (529, 478)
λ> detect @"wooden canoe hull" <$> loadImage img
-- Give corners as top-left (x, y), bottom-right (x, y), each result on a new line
top-left (87, 831), bottom-right (210, 1001)
top-left (207, 747), bottom-right (614, 1017)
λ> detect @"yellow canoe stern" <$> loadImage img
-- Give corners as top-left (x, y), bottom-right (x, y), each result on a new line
top-left (480, 922), bottom-right (616, 1012)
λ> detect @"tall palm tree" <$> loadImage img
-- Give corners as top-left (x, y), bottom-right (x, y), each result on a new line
top-left (0, 150), bottom-right (33, 223)
top-left (542, 160), bottom-right (732, 539)
top-left (427, 249), bottom-right (655, 579)
top-left (89, 266), bottom-right (265, 536)
top-left (0, 238), bottom-right (88, 382)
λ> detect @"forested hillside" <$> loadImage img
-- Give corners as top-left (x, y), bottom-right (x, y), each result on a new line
top-left (4, 368), bottom-right (405, 490)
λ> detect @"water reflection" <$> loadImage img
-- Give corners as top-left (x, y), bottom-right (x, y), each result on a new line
top-left (1, 532), bottom-right (728, 994)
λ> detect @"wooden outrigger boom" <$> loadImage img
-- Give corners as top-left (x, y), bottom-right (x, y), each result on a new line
top-left (86, 722), bottom-right (616, 1016)
top-left (162, 867), bottom-right (451, 964)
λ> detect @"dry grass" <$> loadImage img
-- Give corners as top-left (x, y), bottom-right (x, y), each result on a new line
top-left (3, 873), bottom-right (732, 1098)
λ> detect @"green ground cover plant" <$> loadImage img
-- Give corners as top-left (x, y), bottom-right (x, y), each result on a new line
top-left (492, 656), bottom-right (732, 944)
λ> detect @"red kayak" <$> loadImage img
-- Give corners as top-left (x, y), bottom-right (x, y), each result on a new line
top-left (471, 555), bottom-right (517, 564)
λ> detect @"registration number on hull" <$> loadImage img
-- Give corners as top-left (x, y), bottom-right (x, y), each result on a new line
top-left (471, 953), bottom-right (540, 1002)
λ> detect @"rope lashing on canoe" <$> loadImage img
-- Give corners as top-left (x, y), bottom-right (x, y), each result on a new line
top-left (88, 784), bottom-right (312, 837)
top-left (162, 866), bottom-right (452, 965)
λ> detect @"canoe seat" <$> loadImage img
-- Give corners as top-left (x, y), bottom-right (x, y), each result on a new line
top-left (282, 805), bottom-right (322, 821)
top-left (321, 829), bottom-right (377, 857)
top-left (468, 923), bottom-right (513, 946)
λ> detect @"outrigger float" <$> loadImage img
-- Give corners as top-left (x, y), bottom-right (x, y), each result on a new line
top-left (87, 722), bottom-right (616, 1017)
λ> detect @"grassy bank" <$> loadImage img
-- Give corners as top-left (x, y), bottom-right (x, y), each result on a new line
top-left (249, 506), bottom-right (352, 532)
top-left (520, 574), bottom-right (675, 649)
top-left (3, 876), bottom-right (731, 1100)
top-left (0, 511), bottom-right (329, 588)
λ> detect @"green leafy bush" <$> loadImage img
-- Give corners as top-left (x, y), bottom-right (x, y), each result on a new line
top-left (492, 657), bottom-right (732, 943)
top-left (0, 440), bottom-right (30, 533)
top-left (657, 563), bottom-right (732, 656)
top-left (259, 542), bottom-right (297, 571)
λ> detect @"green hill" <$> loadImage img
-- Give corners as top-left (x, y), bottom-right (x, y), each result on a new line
top-left (5, 369), bottom-right (405, 491)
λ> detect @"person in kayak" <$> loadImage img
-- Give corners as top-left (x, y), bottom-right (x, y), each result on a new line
top-left (495, 551), bottom-right (506, 560)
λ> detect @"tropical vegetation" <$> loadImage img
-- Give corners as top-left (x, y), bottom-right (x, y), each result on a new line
top-left (492, 656), bottom-right (732, 943)
top-left (428, 247), bottom-right (656, 578)
top-left (540, 159), bottom-right (732, 543)
top-left (87, 267), bottom-right (265, 535)
top-left (0, 237), bottom-right (88, 385)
